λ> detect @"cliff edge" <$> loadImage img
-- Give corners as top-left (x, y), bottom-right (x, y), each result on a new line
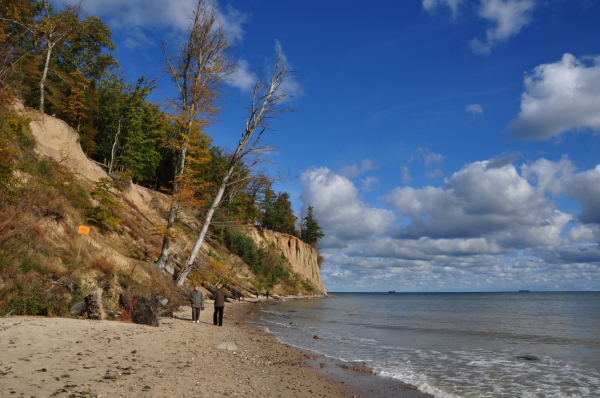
top-left (243, 227), bottom-right (327, 294)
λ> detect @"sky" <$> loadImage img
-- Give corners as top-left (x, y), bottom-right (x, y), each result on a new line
top-left (62, 0), bottom-right (600, 292)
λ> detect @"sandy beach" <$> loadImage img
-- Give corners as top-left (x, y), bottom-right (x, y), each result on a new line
top-left (0, 298), bottom-right (431, 397)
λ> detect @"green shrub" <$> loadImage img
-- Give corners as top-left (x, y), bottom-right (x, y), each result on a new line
top-left (7, 287), bottom-right (51, 316)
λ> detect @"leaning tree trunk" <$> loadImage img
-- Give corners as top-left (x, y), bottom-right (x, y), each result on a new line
top-left (176, 166), bottom-right (234, 286)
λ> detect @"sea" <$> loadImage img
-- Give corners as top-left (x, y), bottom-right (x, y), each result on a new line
top-left (250, 292), bottom-right (600, 397)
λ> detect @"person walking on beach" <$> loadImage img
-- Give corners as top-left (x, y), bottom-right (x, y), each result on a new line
top-left (266, 291), bottom-right (269, 300)
top-left (255, 290), bottom-right (259, 299)
top-left (213, 284), bottom-right (225, 326)
top-left (190, 285), bottom-right (204, 323)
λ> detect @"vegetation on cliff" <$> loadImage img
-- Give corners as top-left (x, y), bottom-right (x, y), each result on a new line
top-left (0, 0), bottom-right (326, 317)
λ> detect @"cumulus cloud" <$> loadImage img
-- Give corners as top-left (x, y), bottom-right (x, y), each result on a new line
top-left (523, 158), bottom-right (600, 224)
top-left (470, 0), bottom-right (535, 54)
top-left (509, 54), bottom-right (600, 140)
top-left (485, 152), bottom-right (521, 169)
top-left (299, 167), bottom-right (394, 248)
top-left (65, 0), bottom-right (248, 43)
top-left (385, 161), bottom-right (570, 248)
top-left (466, 104), bottom-right (483, 114)
top-left (301, 160), bottom-right (600, 290)
top-left (304, 157), bottom-right (600, 291)
top-left (341, 159), bottom-right (377, 178)
top-left (422, 0), bottom-right (463, 16)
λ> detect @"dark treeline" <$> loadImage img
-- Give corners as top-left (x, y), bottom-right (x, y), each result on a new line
top-left (0, 0), bottom-right (323, 245)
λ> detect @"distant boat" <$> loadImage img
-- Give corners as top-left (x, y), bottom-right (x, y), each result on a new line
top-left (518, 290), bottom-right (530, 292)
top-left (389, 290), bottom-right (396, 293)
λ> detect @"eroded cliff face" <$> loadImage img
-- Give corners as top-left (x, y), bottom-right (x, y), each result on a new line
top-left (243, 227), bottom-right (327, 294)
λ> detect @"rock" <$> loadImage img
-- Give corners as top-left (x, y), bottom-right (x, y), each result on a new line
top-left (104, 275), bottom-right (122, 310)
top-left (516, 355), bottom-right (539, 361)
top-left (342, 362), bottom-right (374, 374)
top-left (70, 300), bottom-right (86, 316)
top-left (313, 335), bottom-right (319, 339)
top-left (263, 327), bottom-right (270, 333)
top-left (214, 342), bottom-right (238, 351)
top-left (84, 287), bottom-right (106, 320)
top-left (131, 295), bottom-right (160, 327)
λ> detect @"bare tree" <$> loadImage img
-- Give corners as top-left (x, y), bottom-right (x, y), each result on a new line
top-left (176, 49), bottom-right (290, 287)
top-left (155, 0), bottom-right (233, 272)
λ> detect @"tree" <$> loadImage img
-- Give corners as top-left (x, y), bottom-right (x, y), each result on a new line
top-left (176, 49), bottom-right (290, 287)
top-left (300, 206), bottom-right (324, 245)
top-left (155, 0), bottom-right (234, 273)
top-left (259, 188), bottom-right (297, 235)
top-left (36, 1), bottom-right (82, 113)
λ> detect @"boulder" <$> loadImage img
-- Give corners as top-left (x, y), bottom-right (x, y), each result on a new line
top-left (104, 275), bottom-right (122, 310)
top-left (70, 300), bottom-right (86, 316)
top-left (131, 295), bottom-right (160, 327)
top-left (84, 287), bottom-right (106, 320)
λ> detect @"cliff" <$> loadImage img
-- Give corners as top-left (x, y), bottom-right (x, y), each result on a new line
top-left (18, 106), bottom-right (327, 294)
top-left (243, 227), bottom-right (327, 294)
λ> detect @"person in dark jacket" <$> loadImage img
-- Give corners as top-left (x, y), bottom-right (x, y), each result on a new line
top-left (189, 285), bottom-right (204, 323)
top-left (213, 284), bottom-right (225, 326)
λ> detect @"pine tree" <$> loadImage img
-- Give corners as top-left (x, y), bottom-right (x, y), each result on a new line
top-left (301, 206), bottom-right (324, 245)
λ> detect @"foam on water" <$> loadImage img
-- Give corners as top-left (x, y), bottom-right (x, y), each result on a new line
top-left (251, 293), bottom-right (600, 397)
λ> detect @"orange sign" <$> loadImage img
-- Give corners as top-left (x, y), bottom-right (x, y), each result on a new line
top-left (78, 226), bottom-right (90, 235)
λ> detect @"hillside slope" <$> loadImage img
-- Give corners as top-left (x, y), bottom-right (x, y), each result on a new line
top-left (21, 107), bottom-right (326, 295)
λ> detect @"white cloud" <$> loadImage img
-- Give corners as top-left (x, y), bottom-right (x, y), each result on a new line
top-left (227, 59), bottom-right (256, 91)
top-left (362, 176), bottom-right (380, 191)
top-left (299, 167), bottom-right (394, 248)
top-left (422, 0), bottom-right (463, 16)
top-left (303, 158), bottom-right (600, 291)
top-left (470, 0), bottom-right (535, 54)
top-left (401, 164), bottom-right (412, 184)
top-left (509, 54), bottom-right (600, 140)
top-left (466, 104), bottom-right (483, 114)
top-left (341, 159), bottom-right (377, 178)
top-left (420, 148), bottom-right (444, 167)
top-left (65, 0), bottom-right (248, 43)
top-left (568, 225), bottom-right (599, 242)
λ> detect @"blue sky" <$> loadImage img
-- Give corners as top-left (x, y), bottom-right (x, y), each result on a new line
top-left (65, 0), bottom-right (600, 292)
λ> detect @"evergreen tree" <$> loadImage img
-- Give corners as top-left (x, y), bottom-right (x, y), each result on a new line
top-left (300, 206), bottom-right (324, 245)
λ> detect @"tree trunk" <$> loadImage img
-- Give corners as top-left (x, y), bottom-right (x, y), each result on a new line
top-left (176, 166), bottom-right (234, 286)
top-left (39, 41), bottom-right (53, 114)
top-left (155, 137), bottom-right (188, 272)
top-left (108, 117), bottom-right (121, 175)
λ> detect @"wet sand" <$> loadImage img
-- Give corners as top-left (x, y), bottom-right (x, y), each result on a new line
top-left (0, 299), bottom-right (432, 397)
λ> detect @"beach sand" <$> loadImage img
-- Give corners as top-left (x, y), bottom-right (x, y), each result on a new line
top-left (0, 299), bottom-right (432, 397)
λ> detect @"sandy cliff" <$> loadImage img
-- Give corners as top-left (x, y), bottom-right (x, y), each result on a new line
top-left (244, 227), bottom-right (327, 294)
top-left (24, 109), bottom-right (327, 292)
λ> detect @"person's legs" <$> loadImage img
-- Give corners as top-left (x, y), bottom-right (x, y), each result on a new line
top-left (216, 306), bottom-right (224, 326)
top-left (192, 307), bottom-right (200, 322)
top-left (213, 307), bottom-right (218, 325)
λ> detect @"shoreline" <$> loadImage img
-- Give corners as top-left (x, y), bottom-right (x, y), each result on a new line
top-left (0, 297), bottom-right (433, 397)
top-left (246, 296), bottom-right (434, 398)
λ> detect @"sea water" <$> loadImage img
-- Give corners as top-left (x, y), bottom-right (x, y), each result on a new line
top-left (252, 292), bottom-right (600, 397)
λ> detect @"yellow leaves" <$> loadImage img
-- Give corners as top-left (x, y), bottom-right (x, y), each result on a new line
top-left (190, 258), bottom-right (233, 286)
